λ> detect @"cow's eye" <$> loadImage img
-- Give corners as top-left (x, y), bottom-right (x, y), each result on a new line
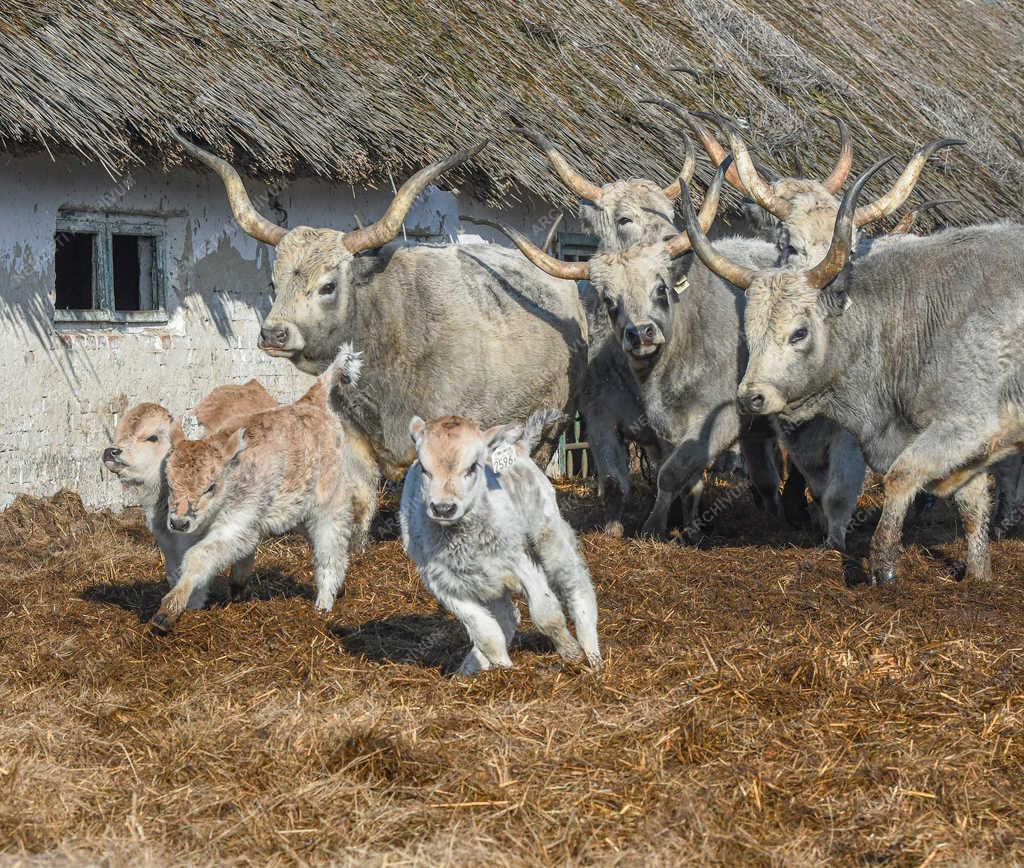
top-left (789, 326), bottom-right (808, 345)
top-left (654, 282), bottom-right (669, 304)
top-left (464, 463), bottom-right (478, 478)
top-left (318, 282), bottom-right (337, 296)
top-left (204, 483), bottom-right (216, 495)
top-left (617, 216), bottom-right (633, 227)
top-left (145, 435), bottom-right (159, 443)
top-left (604, 296), bottom-right (617, 314)
top-left (421, 467), bottom-right (432, 480)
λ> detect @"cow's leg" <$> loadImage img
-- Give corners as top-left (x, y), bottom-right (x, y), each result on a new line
top-left (152, 530), bottom-right (255, 633)
top-left (530, 524), bottom-right (602, 668)
top-left (642, 407), bottom-right (740, 539)
top-left (991, 455), bottom-right (1024, 539)
top-left (516, 557), bottom-right (585, 664)
top-left (447, 597), bottom-right (514, 675)
top-left (228, 552), bottom-right (256, 601)
top-left (587, 417), bottom-right (631, 537)
top-left (739, 421), bottom-right (782, 519)
top-left (952, 472), bottom-right (993, 582)
top-left (489, 591), bottom-right (519, 647)
top-left (871, 422), bottom-right (995, 586)
top-left (306, 509), bottom-right (352, 614)
top-left (820, 433), bottom-right (866, 553)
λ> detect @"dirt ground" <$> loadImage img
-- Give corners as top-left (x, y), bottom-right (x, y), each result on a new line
top-left (1, 478), bottom-right (1023, 866)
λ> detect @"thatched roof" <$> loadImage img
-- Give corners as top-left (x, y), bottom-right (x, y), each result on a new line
top-left (1, 1), bottom-right (1022, 220)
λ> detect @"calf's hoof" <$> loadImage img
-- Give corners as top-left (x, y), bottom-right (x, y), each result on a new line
top-left (870, 567), bottom-right (898, 587)
top-left (149, 610), bottom-right (178, 635)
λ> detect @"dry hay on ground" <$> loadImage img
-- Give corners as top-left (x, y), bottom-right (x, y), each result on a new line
top-left (1, 484), bottom-right (1023, 866)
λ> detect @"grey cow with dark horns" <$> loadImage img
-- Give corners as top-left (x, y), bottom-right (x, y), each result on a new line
top-left (171, 131), bottom-right (588, 478)
top-left (679, 153), bottom-right (1024, 585)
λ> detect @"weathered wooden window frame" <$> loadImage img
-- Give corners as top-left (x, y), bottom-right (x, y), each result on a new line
top-left (53, 212), bottom-right (169, 324)
top-left (554, 231), bottom-right (600, 478)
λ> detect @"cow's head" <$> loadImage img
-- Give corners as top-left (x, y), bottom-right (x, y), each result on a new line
top-left (678, 155), bottom-right (901, 417)
top-left (408, 415), bottom-right (523, 526)
top-left (164, 428), bottom-right (247, 534)
top-left (689, 112), bottom-right (963, 264)
top-left (473, 157), bottom-right (728, 374)
top-left (102, 403), bottom-right (175, 487)
top-left (173, 131), bottom-right (487, 374)
top-left (517, 127), bottom-right (696, 250)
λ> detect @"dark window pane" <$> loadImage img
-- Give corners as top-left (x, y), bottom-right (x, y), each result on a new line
top-left (112, 235), bottom-right (158, 311)
top-left (54, 232), bottom-right (95, 310)
top-left (112, 234), bottom-right (140, 311)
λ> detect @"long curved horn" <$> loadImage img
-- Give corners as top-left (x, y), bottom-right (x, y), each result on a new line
top-left (171, 129), bottom-right (288, 246)
top-left (693, 112), bottom-right (792, 220)
top-left (665, 155), bottom-right (731, 258)
top-left (806, 156), bottom-right (894, 290)
top-left (853, 138), bottom-right (965, 228)
top-left (461, 215), bottom-right (589, 281)
top-left (677, 172), bottom-right (755, 291)
top-left (543, 212), bottom-right (564, 254)
top-left (640, 98), bottom-right (746, 192)
top-left (342, 141), bottom-right (489, 253)
top-left (661, 133), bottom-right (697, 199)
top-left (891, 198), bottom-right (959, 234)
top-left (821, 115), bottom-right (853, 194)
top-left (516, 128), bottom-right (604, 202)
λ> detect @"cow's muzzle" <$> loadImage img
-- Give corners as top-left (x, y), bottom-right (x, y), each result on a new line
top-left (737, 381), bottom-right (785, 416)
top-left (168, 514), bottom-right (195, 533)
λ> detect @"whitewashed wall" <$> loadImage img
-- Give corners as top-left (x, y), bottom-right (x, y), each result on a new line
top-left (0, 150), bottom-right (569, 509)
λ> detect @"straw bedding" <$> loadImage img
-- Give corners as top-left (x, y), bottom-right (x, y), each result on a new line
top-left (1, 480), bottom-right (1022, 865)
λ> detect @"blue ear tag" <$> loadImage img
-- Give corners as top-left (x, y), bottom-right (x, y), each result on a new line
top-left (491, 443), bottom-right (518, 474)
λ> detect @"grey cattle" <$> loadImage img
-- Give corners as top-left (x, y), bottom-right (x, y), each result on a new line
top-left (515, 129), bottom-right (698, 535)
top-left (173, 133), bottom-right (587, 479)
top-left (399, 409), bottom-right (601, 675)
top-left (680, 157), bottom-right (1024, 585)
top-left (484, 159), bottom-right (784, 538)
top-left (686, 112), bottom-right (960, 549)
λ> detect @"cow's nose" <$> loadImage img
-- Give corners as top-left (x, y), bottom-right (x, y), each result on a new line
top-left (739, 392), bottom-right (766, 414)
top-left (259, 324), bottom-right (290, 349)
top-left (430, 501), bottom-right (458, 520)
top-left (103, 447), bottom-right (121, 461)
top-left (168, 515), bottom-right (192, 533)
top-left (637, 322), bottom-right (658, 343)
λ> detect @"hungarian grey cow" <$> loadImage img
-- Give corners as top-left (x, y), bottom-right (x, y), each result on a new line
top-left (172, 133), bottom-right (588, 479)
top-left (481, 158), bottom-right (787, 539)
top-left (679, 156), bottom-right (1024, 585)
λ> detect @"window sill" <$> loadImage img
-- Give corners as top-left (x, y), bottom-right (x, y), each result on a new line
top-left (53, 310), bottom-right (169, 325)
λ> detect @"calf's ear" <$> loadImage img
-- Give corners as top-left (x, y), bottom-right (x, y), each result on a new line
top-left (409, 416), bottom-right (427, 446)
top-left (220, 427), bottom-right (248, 462)
top-left (482, 423), bottom-right (526, 471)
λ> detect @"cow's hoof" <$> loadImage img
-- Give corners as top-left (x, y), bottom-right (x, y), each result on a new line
top-left (870, 567), bottom-right (898, 587)
top-left (603, 520), bottom-right (625, 539)
top-left (149, 611), bottom-right (176, 635)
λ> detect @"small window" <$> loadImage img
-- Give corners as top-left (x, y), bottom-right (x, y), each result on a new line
top-left (555, 232), bottom-right (599, 263)
top-left (54, 213), bottom-right (168, 323)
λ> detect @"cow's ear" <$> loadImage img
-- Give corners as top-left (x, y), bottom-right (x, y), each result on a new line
top-left (170, 419), bottom-right (186, 446)
top-left (409, 416), bottom-right (426, 446)
top-left (821, 290), bottom-right (852, 318)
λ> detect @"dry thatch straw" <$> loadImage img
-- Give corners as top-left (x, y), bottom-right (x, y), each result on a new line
top-left (0, 1), bottom-right (1021, 223)
top-left (2, 484), bottom-right (1024, 864)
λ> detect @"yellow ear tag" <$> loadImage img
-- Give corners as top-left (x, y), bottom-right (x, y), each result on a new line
top-left (674, 276), bottom-right (690, 293)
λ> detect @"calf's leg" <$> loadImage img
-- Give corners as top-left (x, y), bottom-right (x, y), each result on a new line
top-left (446, 597), bottom-right (514, 675)
top-left (306, 510), bottom-right (353, 613)
top-left (517, 557), bottom-right (585, 665)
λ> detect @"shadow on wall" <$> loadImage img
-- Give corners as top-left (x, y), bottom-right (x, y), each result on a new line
top-left (177, 226), bottom-right (276, 341)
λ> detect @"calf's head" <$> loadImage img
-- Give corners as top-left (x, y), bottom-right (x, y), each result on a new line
top-left (172, 131), bottom-right (486, 374)
top-left (164, 429), bottom-right (247, 533)
top-left (679, 154), bottom-right (901, 416)
top-left (102, 403), bottom-right (175, 487)
top-left (409, 415), bottom-right (523, 526)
